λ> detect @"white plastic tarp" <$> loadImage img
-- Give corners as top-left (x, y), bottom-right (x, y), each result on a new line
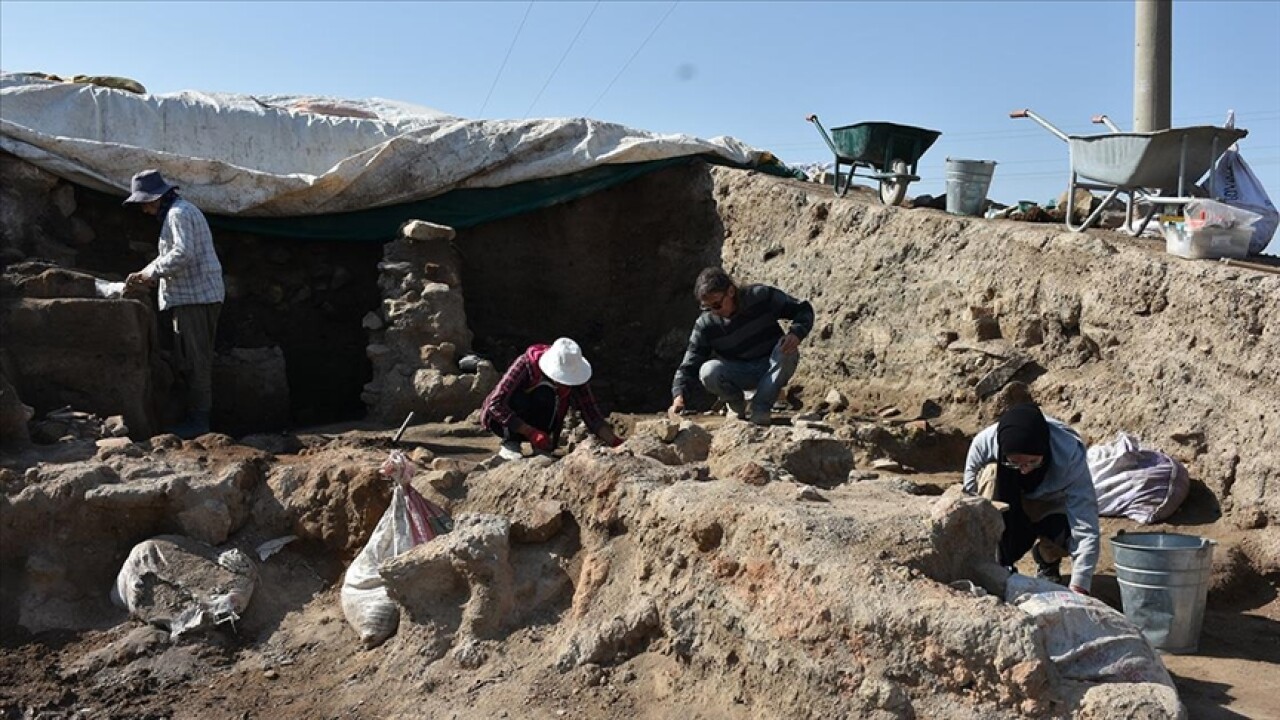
top-left (0, 73), bottom-right (771, 217)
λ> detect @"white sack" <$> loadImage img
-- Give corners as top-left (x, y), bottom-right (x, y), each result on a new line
top-left (1087, 432), bottom-right (1189, 524)
top-left (340, 484), bottom-right (419, 647)
top-left (340, 451), bottom-right (452, 648)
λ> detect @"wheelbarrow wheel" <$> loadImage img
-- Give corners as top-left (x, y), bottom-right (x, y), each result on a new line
top-left (879, 159), bottom-right (910, 206)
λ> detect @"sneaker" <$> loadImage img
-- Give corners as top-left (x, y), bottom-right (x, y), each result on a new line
top-left (498, 440), bottom-right (523, 461)
top-left (749, 409), bottom-right (772, 427)
top-left (725, 400), bottom-right (748, 420)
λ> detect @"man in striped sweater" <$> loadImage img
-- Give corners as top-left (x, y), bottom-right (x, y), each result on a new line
top-left (667, 267), bottom-right (814, 426)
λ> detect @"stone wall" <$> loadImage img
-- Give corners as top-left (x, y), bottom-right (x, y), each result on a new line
top-left (361, 220), bottom-right (497, 424)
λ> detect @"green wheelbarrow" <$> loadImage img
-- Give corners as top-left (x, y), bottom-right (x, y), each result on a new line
top-left (806, 114), bottom-right (941, 204)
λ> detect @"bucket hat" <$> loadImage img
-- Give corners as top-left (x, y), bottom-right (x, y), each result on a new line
top-left (122, 169), bottom-right (178, 205)
top-left (538, 338), bottom-right (592, 386)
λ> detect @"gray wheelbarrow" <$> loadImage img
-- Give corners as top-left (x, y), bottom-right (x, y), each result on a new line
top-left (1011, 108), bottom-right (1247, 235)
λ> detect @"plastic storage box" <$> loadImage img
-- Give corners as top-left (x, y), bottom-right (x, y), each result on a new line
top-left (1163, 221), bottom-right (1253, 260)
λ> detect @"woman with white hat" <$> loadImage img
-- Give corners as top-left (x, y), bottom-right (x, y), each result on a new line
top-left (480, 338), bottom-right (623, 459)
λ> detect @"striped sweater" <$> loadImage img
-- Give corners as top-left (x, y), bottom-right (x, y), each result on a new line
top-left (671, 283), bottom-right (815, 397)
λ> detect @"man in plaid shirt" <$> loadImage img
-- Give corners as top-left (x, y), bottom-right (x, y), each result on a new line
top-left (125, 170), bottom-right (224, 438)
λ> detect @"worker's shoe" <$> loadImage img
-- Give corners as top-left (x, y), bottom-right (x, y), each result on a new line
top-left (1033, 545), bottom-right (1063, 585)
top-left (497, 440), bottom-right (524, 461)
top-left (749, 408), bottom-right (772, 427)
top-left (170, 411), bottom-right (210, 440)
top-left (725, 399), bottom-right (749, 421)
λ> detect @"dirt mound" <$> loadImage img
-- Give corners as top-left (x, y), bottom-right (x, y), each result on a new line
top-left (1, 419), bottom-right (1186, 719)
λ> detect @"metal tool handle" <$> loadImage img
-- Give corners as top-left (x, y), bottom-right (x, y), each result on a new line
top-left (392, 411), bottom-right (415, 444)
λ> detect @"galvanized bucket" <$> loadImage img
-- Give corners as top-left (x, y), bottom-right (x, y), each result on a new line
top-left (1111, 532), bottom-right (1215, 653)
top-left (944, 159), bottom-right (996, 216)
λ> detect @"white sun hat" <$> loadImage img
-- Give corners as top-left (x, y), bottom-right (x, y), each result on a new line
top-left (538, 338), bottom-right (593, 386)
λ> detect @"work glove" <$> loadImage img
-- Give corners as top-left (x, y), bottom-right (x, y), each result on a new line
top-left (528, 429), bottom-right (553, 452)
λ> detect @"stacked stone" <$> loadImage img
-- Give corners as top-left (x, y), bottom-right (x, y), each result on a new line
top-left (361, 220), bottom-right (497, 423)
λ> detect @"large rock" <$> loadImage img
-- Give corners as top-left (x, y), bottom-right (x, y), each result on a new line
top-left (707, 423), bottom-right (854, 487)
top-left (253, 449), bottom-right (392, 555)
top-left (382, 514), bottom-right (514, 650)
top-left (453, 446), bottom-right (1066, 717)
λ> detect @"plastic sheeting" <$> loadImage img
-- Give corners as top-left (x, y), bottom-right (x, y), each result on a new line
top-left (1006, 575), bottom-right (1174, 687)
top-left (0, 73), bottom-right (778, 218)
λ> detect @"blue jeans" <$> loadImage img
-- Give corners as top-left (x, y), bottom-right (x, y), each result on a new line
top-left (698, 345), bottom-right (799, 414)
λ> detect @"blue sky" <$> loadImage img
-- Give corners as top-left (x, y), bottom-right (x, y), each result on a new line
top-left (3, 1), bottom-right (1278, 224)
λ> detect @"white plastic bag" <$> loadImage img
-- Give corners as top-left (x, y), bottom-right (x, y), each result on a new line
top-left (340, 451), bottom-right (452, 648)
top-left (1087, 432), bottom-right (1189, 524)
top-left (1184, 198), bottom-right (1261, 231)
top-left (1202, 149), bottom-right (1279, 254)
top-left (111, 535), bottom-right (257, 640)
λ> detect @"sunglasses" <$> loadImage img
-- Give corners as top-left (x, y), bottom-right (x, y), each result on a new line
top-left (700, 292), bottom-right (731, 312)
top-left (1001, 457), bottom-right (1044, 471)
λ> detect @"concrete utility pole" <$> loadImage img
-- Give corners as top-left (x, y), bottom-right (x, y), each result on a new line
top-left (1133, 0), bottom-right (1172, 132)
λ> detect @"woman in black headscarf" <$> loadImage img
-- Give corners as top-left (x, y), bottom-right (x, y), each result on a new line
top-left (963, 402), bottom-right (1100, 595)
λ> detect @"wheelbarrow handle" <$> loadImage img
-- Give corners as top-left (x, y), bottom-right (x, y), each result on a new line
top-left (1091, 114), bottom-right (1122, 133)
top-left (806, 114), bottom-right (818, 123)
top-left (1009, 108), bottom-right (1068, 142)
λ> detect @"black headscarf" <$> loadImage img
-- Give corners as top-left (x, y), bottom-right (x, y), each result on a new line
top-left (996, 402), bottom-right (1053, 493)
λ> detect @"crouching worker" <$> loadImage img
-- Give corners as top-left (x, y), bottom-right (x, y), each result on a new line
top-left (963, 402), bottom-right (1100, 595)
top-left (667, 267), bottom-right (814, 426)
top-left (480, 338), bottom-right (623, 460)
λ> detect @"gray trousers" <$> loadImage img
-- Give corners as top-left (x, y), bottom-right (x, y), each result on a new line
top-left (172, 303), bottom-right (221, 414)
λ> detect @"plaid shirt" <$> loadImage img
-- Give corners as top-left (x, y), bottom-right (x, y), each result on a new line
top-left (480, 346), bottom-right (608, 433)
top-left (143, 197), bottom-right (224, 310)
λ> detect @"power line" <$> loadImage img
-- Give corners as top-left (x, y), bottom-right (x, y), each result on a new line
top-left (584, 1), bottom-right (678, 118)
top-left (479, 1), bottom-right (535, 118)
top-left (524, 1), bottom-right (600, 119)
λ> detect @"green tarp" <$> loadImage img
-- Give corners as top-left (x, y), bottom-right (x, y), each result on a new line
top-left (209, 155), bottom-right (802, 242)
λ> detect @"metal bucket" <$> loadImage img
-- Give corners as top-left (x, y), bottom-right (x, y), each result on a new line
top-left (1111, 532), bottom-right (1215, 653)
top-left (944, 159), bottom-right (997, 216)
